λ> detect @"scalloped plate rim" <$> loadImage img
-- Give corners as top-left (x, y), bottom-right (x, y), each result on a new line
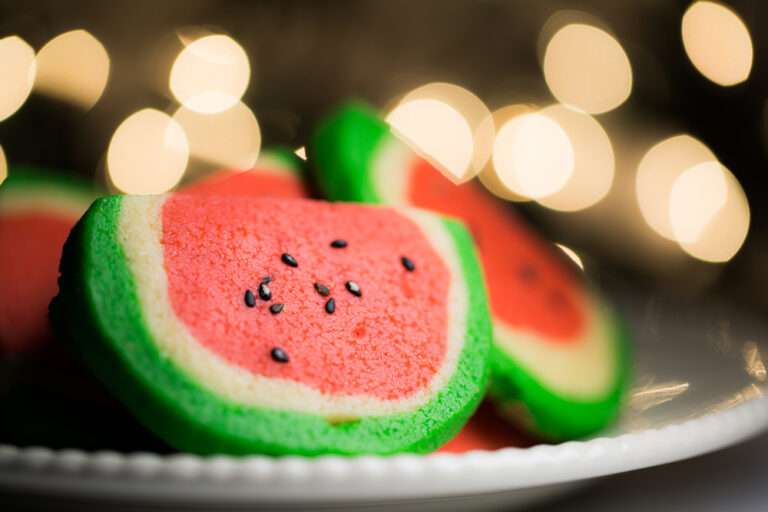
top-left (0, 394), bottom-right (767, 505)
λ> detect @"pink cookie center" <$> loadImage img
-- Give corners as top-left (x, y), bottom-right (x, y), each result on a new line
top-left (182, 168), bottom-right (308, 198)
top-left (408, 158), bottom-right (585, 342)
top-left (162, 196), bottom-right (451, 401)
top-left (0, 213), bottom-right (76, 354)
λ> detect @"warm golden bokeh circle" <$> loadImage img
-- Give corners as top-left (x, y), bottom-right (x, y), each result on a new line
top-left (387, 96), bottom-right (475, 184)
top-left (669, 161), bottom-right (750, 262)
top-left (169, 35), bottom-right (250, 114)
top-left (34, 30), bottom-right (110, 109)
top-left (0, 36), bottom-right (36, 122)
top-left (682, 1), bottom-right (753, 86)
top-left (543, 24), bottom-right (632, 114)
top-left (636, 135), bottom-right (717, 240)
top-left (388, 82), bottom-right (494, 183)
top-left (107, 109), bottom-right (190, 194)
top-left (172, 101), bottom-right (261, 170)
top-left (493, 112), bottom-right (574, 200)
top-left (534, 104), bottom-right (614, 211)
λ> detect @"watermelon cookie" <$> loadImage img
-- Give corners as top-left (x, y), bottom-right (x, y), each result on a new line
top-left (181, 147), bottom-right (312, 198)
top-left (0, 169), bottom-right (167, 451)
top-left (308, 102), bottom-right (629, 441)
top-left (50, 194), bottom-right (491, 455)
top-left (0, 168), bottom-right (98, 355)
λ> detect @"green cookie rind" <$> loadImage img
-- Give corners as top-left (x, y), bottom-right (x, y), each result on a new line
top-left (309, 101), bottom-right (388, 203)
top-left (488, 308), bottom-right (631, 441)
top-left (51, 196), bottom-right (491, 455)
top-left (308, 101), bottom-right (629, 440)
top-left (0, 166), bottom-right (97, 205)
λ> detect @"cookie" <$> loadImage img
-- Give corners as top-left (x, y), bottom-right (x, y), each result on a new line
top-left (308, 102), bottom-right (629, 440)
top-left (0, 168), bottom-right (98, 355)
top-left (51, 194), bottom-right (491, 455)
top-left (0, 169), bottom-right (162, 450)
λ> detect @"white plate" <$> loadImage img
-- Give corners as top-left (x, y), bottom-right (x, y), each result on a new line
top-left (2, 285), bottom-right (768, 510)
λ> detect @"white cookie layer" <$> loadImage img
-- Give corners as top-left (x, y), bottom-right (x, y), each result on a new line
top-left (117, 195), bottom-right (468, 422)
top-left (493, 300), bottom-right (619, 400)
top-left (371, 134), bottom-right (414, 206)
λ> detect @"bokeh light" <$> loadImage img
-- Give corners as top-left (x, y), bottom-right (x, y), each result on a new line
top-left (555, 243), bottom-right (585, 271)
top-left (387, 98), bottom-right (475, 184)
top-left (493, 112), bottom-right (574, 199)
top-left (478, 104), bottom-right (535, 202)
top-left (534, 104), bottom-right (614, 211)
top-left (670, 162), bottom-right (727, 244)
top-left (107, 109), bottom-right (189, 193)
top-left (490, 113), bottom-right (531, 199)
top-left (682, 1), bottom-right (753, 86)
top-left (172, 101), bottom-right (261, 170)
top-left (33, 30), bottom-right (110, 109)
top-left (0, 36), bottom-right (36, 122)
top-left (391, 82), bottom-right (494, 182)
top-left (0, 145), bottom-right (6, 186)
top-left (169, 34), bottom-right (250, 114)
top-left (543, 23), bottom-right (632, 114)
top-left (636, 135), bottom-right (717, 240)
top-left (669, 161), bottom-right (749, 262)
top-left (295, 146), bottom-right (307, 160)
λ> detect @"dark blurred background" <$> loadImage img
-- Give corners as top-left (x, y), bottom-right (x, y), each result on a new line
top-left (1, 0), bottom-right (767, 311)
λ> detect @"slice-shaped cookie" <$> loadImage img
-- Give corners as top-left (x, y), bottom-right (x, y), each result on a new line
top-left (0, 168), bottom-right (98, 355)
top-left (51, 194), bottom-right (491, 455)
top-left (309, 102), bottom-right (629, 440)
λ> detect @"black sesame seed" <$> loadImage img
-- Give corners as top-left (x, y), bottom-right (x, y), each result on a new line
top-left (345, 281), bottom-right (362, 297)
top-left (270, 303), bottom-right (285, 314)
top-left (262, 276), bottom-right (273, 284)
top-left (271, 347), bottom-right (289, 363)
top-left (330, 239), bottom-right (348, 248)
top-left (258, 283), bottom-right (272, 301)
top-left (314, 283), bottom-right (331, 296)
top-left (401, 256), bottom-right (415, 272)
top-left (281, 253), bottom-right (298, 267)
top-left (325, 297), bottom-right (336, 314)
top-left (244, 290), bottom-right (256, 307)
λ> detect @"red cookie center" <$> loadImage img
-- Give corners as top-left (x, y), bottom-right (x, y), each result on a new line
top-left (163, 196), bottom-right (452, 401)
